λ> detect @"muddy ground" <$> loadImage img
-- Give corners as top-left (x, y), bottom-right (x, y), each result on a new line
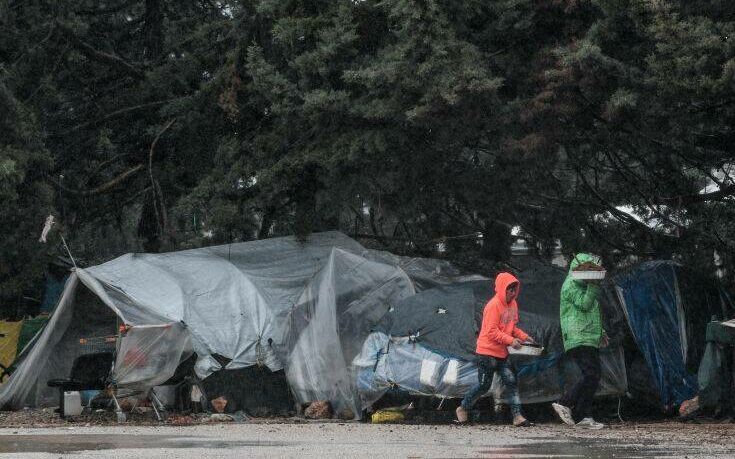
top-left (0, 412), bottom-right (734, 458)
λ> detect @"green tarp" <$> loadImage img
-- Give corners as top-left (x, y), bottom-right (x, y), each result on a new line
top-left (697, 322), bottom-right (735, 411)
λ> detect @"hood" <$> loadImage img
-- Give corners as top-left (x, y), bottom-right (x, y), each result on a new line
top-left (494, 272), bottom-right (520, 305)
top-left (569, 252), bottom-right (601, 273)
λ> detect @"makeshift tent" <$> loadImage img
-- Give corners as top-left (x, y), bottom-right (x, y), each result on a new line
top-left (355, 266), bottom-right (628, 410)
top-left (613, 261), bottom-right (733, 409)
top-left (0, 232), bottom-right (476, 417)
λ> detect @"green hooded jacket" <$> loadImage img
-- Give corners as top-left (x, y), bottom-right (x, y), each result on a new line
top-left (560, 253), bottom-right (605, 351)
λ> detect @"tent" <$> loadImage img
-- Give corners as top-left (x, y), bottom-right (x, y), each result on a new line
top-left (0, 232), bottom-right (477, 417)
top-left (612, 261), bottom-right (733, 409)
top-left (354, 266), bottom-right (628, 411)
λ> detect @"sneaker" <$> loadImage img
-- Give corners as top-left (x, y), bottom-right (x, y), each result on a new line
top-left (455, 405), bottom-right (469, 423)
top-left (552, 402), bottom-right (575, 426)
top-left (575, 417), bottom-right (604, 429)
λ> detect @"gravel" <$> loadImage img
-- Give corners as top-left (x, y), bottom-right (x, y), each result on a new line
top-left (0, 415), bottom-right (733, 458)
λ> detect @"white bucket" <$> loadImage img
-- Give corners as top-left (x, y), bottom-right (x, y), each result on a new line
top-left (63, 391), bottom-right (83, 416)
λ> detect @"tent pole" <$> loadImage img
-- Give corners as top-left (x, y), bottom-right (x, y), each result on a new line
top-left (59, 235), bottom-right (77, 269)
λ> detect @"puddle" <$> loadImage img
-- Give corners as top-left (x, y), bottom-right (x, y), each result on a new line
top-left (0, 434), bottom-right (731, 457)
top-left (477, 440), bottom-right (729, 458)
top-left (0, 435), bottom-right (289, 454)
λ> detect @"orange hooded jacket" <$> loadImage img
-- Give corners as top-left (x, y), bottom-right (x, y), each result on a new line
top-left (475, 272), bottom-right (529, 358)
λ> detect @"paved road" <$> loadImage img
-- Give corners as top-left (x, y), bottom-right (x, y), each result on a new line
top-left (0, 421), bottom-right (733, 458)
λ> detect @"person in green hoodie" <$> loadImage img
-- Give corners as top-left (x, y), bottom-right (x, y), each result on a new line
top-left (552, 253), bottom-right (609, 430)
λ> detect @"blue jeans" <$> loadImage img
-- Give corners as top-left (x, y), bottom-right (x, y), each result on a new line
top-left (461, 355), bottom-right (522, 417)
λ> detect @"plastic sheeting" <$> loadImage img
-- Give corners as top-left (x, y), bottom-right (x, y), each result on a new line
top-left (113, 324), bottom-right (190, 388)
top-left (374, 274), bottom-right (623, 362)
top-left (359, 267), bottom-right (628, 410)
top-left (0, 232), bottom-right (469, 414)
top-left (0, 274), bottom-right (81, 409)
top-left (354, 332), bottom-right (627, 410)
top-left (360, 267), bottom-right (627, 409)
top-left (364, 250), bottom-right (487, 291)
top-left (285, 249), bottom-right (415, 416)
top-left (614, 261), bottom-right (732, 408)
top-left (375, 281), bottom-right (490, 361)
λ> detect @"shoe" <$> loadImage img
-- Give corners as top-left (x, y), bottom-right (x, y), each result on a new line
top-left (575, 417), bottom-right (604, 429)
top-left (552, 402), bottom-right (575, 426)
top-left (455, 406), bottom-right (469, 423)
top-left (513, 414), bottom-right (531, 427)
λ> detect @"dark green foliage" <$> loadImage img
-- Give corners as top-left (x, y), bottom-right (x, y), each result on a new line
top-left (0, 77), bottom-right (54, 311)
top-left (1, 0), bottom-right (734, 312)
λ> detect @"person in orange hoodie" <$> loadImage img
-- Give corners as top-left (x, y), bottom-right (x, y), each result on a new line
top-left (456, 272), bottom-right (535, 426)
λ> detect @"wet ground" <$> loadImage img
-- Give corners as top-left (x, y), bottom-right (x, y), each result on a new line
top-left (0, 421), bottom-right (733, 458)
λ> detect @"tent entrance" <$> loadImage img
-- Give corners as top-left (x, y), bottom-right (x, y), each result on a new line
top-left (199, 362), bottom-right (294, 416)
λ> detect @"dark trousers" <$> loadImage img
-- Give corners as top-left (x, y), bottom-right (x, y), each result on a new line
top-left (559, 346), bottom-right (601, 421)
top-left (461, 355), bottom-right (521, 416)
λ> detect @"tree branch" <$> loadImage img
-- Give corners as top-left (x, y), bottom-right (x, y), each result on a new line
top-left (654, 183), bottom-right (735, 206)
top-left (75, 0), bottom-right (137, 15)
top-left (60, 25), bottom-right (145, 79)
top-left (11, 21), bottom-right (56, 66)
top-left (50, 164), bottom-right (144, 196)
top-left (60, 99), bottom-right (173, 134)
top-left (149, 119), bottom-right (177, 235)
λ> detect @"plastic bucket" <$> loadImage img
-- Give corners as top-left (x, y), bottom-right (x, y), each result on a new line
top-left (63, 391), bottom-right (83, 416)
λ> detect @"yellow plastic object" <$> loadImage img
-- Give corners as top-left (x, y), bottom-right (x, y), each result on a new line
top-left (0, 320), bottom-right (23, 382)
top-left (371, 410), bottom-right (405, 424)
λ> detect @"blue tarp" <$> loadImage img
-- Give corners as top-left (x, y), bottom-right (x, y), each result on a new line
top-left (40, 274), bottom-right (67, 314)
top-left (353, 331), bottom-right (627, 410)
top-left (614, 262), bottom-right (705, 408)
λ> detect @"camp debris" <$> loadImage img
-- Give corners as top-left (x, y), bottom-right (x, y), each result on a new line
top-left (303, 400), bottom-right (333, 419)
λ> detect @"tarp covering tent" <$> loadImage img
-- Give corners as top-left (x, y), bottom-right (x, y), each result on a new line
top-left (0, 232), bottom-right (478, 417)
top-left (354, 267), bottom-right (628, 410)
top-left (613, 261), bottom-right (733, 409)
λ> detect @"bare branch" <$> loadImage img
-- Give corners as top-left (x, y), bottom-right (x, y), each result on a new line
top-left (50, 164), bottom-right (144, 196)
top-left (60, 99), bottom-right (173, 134)
top-left (59, 25), bottom-right (145, 79)
top-left (149, 119), bottom-right (177, 234)
top-left (75, 0), bottom-right (138, 15)
top-left (654, 183), bottom-right (735, 206)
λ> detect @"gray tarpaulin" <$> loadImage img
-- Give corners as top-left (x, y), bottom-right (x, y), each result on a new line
top-left (0, 232), bottom-right (472, 416)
